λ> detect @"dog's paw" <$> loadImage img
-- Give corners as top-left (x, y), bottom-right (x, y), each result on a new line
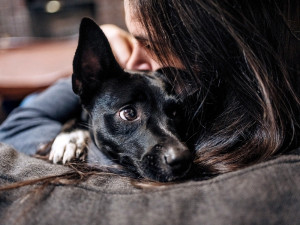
top-left (49, 130), bottom-right (90, 164)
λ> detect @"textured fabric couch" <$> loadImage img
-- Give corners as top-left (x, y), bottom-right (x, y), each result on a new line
top-left (0, 143), bottom-right (299, 225)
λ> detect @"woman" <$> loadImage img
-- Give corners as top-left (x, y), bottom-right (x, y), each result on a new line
top-left (100, 0), bottom-right (300, 175)
top-left (0, 0), bottom-right (299, 177)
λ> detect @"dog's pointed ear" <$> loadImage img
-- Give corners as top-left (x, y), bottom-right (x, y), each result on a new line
top-left (155, 67), bottom-right (199, 99)
top-left (72, 17), bottom-right (122, 98)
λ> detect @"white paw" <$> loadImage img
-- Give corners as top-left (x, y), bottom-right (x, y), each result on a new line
top-left (49, 130), bottom-right (90, 164)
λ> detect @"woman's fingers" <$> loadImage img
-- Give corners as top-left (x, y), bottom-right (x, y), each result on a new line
top-left (100, 24), bottom-right (133, 68)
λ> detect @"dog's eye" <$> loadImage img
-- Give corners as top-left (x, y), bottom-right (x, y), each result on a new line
top-left (167, 109), bottom-right (178, 120)
top-left (171, 110), bottom-right (177, 118)
top-left (166, 107), bottom-right (179, 119)
top-left (119, 107), bottom-right (138, 121)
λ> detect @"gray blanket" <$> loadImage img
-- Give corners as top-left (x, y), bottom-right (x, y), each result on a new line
top-left (0, 143), bottom-right (299, 225)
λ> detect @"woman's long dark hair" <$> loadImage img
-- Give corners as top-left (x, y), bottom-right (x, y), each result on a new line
top-left (131, 0), bottom-right (300, 175)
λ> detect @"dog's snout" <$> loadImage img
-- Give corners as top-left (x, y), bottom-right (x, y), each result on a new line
top-left (141, 143), bottom-right (192, 182)
top-left (164, 147), bottom-right (187, 165)
top-left (163, 146), bottom-right (191, 169)
top-left (153, 143), bottom-right (191, 172)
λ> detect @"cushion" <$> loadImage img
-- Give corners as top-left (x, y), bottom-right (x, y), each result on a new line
top-left (0, 143), bottom-right (299, 225)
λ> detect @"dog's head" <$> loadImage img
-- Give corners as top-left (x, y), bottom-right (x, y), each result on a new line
top-left (72, 18), bottom-right (192, 182)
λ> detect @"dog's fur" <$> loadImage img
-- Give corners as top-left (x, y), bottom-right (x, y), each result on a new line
top-left (48, 18), bottom-right (193, 182)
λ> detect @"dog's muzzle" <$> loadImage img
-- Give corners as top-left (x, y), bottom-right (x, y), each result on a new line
top-left (141, 142), bottom-right (192, 182)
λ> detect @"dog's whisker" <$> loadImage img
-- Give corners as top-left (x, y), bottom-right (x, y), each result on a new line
top-left (78, 122), bottom-right (92, 129)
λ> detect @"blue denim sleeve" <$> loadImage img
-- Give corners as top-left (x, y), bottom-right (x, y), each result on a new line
top-left (0, 78), bottom-right (80, 155)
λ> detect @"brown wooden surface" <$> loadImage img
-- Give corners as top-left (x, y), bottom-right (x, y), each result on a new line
top-left (0, 39), bottom-right (77, 99)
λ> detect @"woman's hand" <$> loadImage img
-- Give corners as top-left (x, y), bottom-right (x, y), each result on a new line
top-left (100, 24), bottom-right (133, 69)
top-left (100, 24), bottom-right (161, 71)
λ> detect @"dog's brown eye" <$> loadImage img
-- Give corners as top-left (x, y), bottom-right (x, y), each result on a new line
top-left (166, 108), bottom-right (178, 119)
top-left (119, 107), bottom-right (138, 121)
top-left (171, 110), bottom-right (177, 118)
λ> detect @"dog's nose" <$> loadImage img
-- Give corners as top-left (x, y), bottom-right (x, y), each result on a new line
top-left (155, 144), bottom-right (192, 171)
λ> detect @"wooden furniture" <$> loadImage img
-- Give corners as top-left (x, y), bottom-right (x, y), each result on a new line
top-left (0, 39), bottom-right (77, 100)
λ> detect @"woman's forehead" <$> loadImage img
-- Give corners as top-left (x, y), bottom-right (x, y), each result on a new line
top-left (124, 0), bottom-right (145, 36)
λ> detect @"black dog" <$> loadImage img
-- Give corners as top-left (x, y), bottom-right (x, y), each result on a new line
top-left (49, 18), bottom-right (192, 182)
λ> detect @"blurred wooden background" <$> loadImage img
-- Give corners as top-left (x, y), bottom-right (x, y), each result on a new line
top-left (0, 0), bottom-right (126, 122)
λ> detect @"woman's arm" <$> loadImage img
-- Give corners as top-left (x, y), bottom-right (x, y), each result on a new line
top-left (0, 78), bottom-right (80, 155)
